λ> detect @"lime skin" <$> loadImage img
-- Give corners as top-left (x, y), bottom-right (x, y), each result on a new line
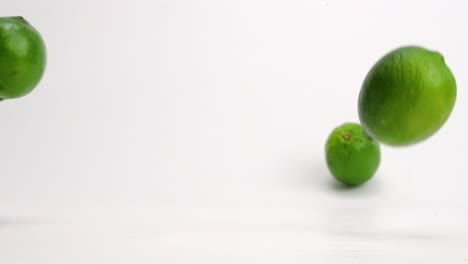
top-left (358, 46), bottom-right (456, 146)
top-left (325, 123), bottom-right (381, 186)
top-left (0, 16), bottom-right (46, 100)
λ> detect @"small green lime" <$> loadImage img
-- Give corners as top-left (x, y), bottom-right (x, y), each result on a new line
top-left (358, 46), bottom-right (456, 146)
top-left (0, 16), bottom-right (46, 100)
top-left (325, 123), bottom-right (380, 186)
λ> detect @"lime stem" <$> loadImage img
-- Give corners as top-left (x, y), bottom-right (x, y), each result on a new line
top-left (342, 132), bottom-right (352, 141)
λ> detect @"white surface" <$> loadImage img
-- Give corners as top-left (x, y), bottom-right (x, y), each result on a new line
top-left (1, 0), bottom-right (468, 263)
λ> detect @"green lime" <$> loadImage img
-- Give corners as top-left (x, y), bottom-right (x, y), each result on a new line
top-left (358, 46), bottom-right (456, 146)
top-left (325, 123), bottom-right (380, 186)
top-left (0, 16), bottom-right (46, 100)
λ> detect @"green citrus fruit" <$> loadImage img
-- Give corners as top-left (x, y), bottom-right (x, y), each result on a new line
top-left (325, 123), bottom-right (380, 186)
top-left (358, 46), bottom-right (456, 146)
top-left (0, 16), bottom-right (46, 100)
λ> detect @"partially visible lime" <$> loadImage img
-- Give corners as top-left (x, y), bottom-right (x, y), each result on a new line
top-left (358, 46), bottom-right (456, 146)
top-left (0, 16), bottom-right (46, 100)
top-left (325, 123), bottom-right (380, 186)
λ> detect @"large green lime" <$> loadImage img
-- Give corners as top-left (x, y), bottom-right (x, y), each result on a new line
top-left (325, 123), bottom-right (381, 186)
top-left (0, 17), bottom-right (46, 100)
top-left (358, 46), bottom-right (456, 146)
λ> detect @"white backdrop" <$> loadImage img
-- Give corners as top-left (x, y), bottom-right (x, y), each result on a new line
top-left (1, 0), bottom-right (468, 263)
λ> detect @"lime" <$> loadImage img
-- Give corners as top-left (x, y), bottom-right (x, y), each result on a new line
top-left (325, 123), bottom-right (380, 186)
top-left (0, 16), bottom-right (46, 100)
top-left (358, 46), bottom-right (456, 146)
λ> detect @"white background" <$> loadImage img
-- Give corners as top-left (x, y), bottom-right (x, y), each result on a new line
top-left (1, 0), bottom-right (468, 263)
